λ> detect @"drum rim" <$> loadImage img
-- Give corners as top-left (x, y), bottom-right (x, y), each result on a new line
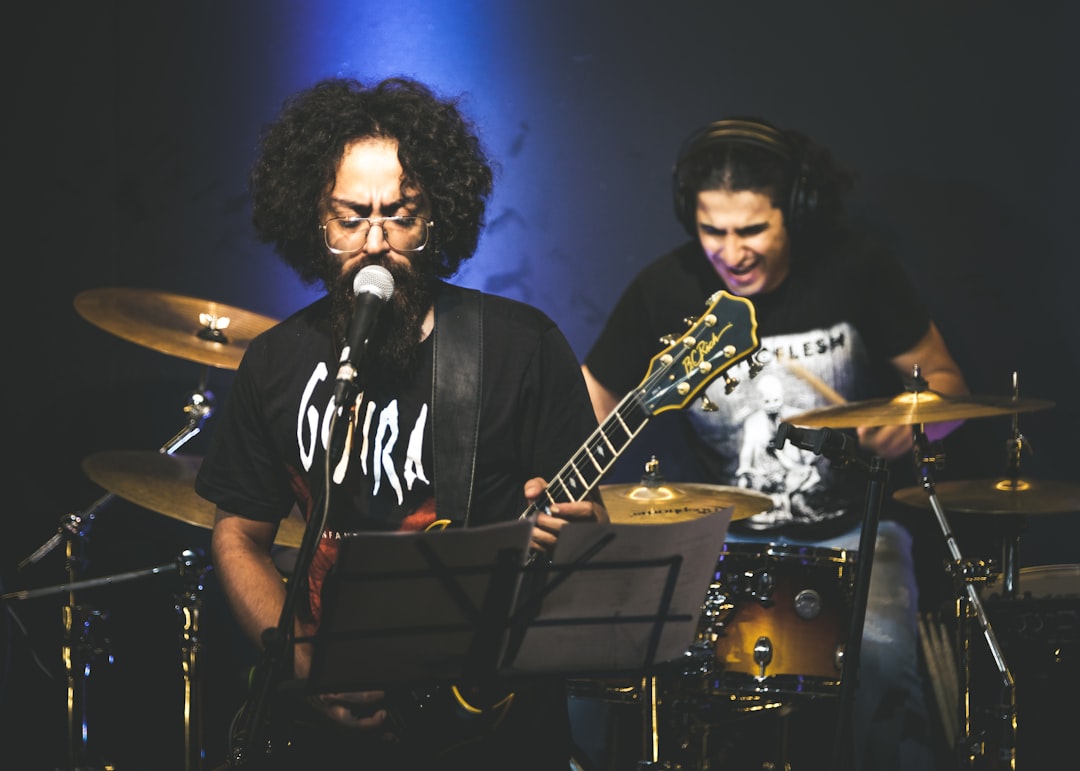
top-left (719, 540), bottom-right (853, 564)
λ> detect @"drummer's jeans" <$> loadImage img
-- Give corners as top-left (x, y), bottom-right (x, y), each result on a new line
top-left (726, 520), bottom-right (936, 771)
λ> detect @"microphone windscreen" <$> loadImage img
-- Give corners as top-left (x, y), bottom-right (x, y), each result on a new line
top-left (353, 264), bottom-right (395, 301)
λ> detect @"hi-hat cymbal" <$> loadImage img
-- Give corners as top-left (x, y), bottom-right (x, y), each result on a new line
top-left (788, 390), bottom-right (1054, 428)
top-left (894, 478), bottom-right (1080, 516)
top-left (75, 287), bottom-right (279, 370)
top-left (82, 450), bottom-right (304, 547)
top-left (599, 482), bottom-right (771, 524)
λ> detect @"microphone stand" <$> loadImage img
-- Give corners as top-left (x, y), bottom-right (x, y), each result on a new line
top-left (912, 428), bottom-right (1016, 770)
top-left (229, 404), bottom-right (348, 767)
top-left (773, 423), bottom-right (885, 771)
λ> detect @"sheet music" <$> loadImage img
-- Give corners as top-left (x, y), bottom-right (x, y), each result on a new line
top-left (308, 518), bottom-right (533, 692)
top-left (501, 507), bottom-right (732, 675)
top-left (307, 508), bottom-right (732, 691)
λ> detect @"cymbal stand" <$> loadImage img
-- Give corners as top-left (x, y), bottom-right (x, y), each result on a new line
top-left (18, 384), bottom-right (215, 571)
top-left (997, 371), bottom-right (1031, 601)
top-left (175, 549), bottom-right (210, 771)
top-left (13, 383), bottom-right (214, 771)
top-left (912, 428), bottom-right (1016, 770)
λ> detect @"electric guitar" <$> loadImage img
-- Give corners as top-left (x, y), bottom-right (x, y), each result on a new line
top-left (226, 289), bottom-right (759, 766)
top-left (381, 289), bottom-right (760, 757)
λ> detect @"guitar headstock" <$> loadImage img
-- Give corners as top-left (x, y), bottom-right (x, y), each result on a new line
top-left (635, 290), bottom-right (760, 415)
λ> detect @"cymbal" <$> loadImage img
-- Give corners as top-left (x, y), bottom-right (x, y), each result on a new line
top-left (75, 287), bottom-right (279, 370)
top-left (788, 390), bottom-right (1054, 428)
top-left (82, 450), bottom-right (305, 547)
top-left (599, 482), bottom-right (771, 524)
top-left (894, 478), bottom-right (1080, 516)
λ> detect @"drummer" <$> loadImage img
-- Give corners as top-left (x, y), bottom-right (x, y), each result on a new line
top-left (582, 118), bottom-right (969, 770)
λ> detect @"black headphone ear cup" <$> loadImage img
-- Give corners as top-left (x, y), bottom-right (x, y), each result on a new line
top-left (672, 119), bottom-right (818, 238)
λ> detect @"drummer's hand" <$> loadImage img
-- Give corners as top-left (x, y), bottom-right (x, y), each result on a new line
top-left (857, 424), bottom-right (913, 461)
top-left (523, 477), bottom-right (609, 556)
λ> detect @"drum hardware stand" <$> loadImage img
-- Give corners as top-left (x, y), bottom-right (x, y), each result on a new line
top-left (996, 371), bottom-right (1033, 601)
top-left (2, 552), bottom-right (202, 771)
top-left (18, 385), bottom-right (214, 572)
top-left (11, 385), bottom-right (214, 771)
top-left (176, 549), bottom-right (210, 771)
top-left (912, 430), bottom-right (1017, 770)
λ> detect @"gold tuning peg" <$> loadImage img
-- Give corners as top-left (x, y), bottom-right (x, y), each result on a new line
top-left (701, 395), bottom-right (718, 412)
top-left (659, 334), bottom-right (678, 347)
top-left (723, 374), bottom-right (740, 394)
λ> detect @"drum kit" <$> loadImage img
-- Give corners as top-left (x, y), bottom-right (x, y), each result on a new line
top-left (571, 378), bottom-right (1078, 771)
top-left (7, 286), bottom-right (1078, 771)
top-left (7, 287), bottom-right (282, 771)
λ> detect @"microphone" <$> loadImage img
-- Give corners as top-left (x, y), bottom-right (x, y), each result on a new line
top-left (774, 422), bottom-right (855, 465)
top-left (333, 265), bottom-right (395, 407)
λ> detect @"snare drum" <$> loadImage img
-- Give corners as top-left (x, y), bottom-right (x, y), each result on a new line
top-left (698, 542), bottom-right (856, 696)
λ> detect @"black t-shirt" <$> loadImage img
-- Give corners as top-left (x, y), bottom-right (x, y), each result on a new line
top-left (585, 232), bottom-right (930, 539)
top-left (196, 283), bottom-right (598, 770)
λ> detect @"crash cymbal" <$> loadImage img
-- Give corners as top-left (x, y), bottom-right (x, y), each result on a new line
top-left (788, 390), bottom-right (1054, 428)
top-left (894, 478), bottom-right (1080, 515)
top-left (599, 482), bottom-right (771, 524)
top-left (82, 450), bottom-right (304, 547)
top-left (75, 287), bottom-right (279, 370)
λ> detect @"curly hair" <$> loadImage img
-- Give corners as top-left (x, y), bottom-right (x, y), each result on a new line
top-left (250, 77), bottom-right (494, 285)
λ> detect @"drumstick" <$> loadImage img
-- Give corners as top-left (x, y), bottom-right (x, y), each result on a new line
top-left (783, 360), bottom-right (847, 406)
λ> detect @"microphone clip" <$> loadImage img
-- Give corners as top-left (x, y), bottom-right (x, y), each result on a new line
top-left (774, 422), bottom-right (858, 467)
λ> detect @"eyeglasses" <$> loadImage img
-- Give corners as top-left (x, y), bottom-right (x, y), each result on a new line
top-left (320, 216), bottom-right (434, 254)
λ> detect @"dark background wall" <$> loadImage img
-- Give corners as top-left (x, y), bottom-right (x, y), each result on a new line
top-left (6, 2), bottom-right (1078, 769)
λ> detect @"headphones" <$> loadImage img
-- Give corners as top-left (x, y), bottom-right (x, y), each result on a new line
top-left (672, 118), bottom-right (818, 238)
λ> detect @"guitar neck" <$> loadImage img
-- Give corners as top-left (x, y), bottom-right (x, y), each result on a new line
top-left (522, 390), bottom-right (651, 516)
top-left (520, 290), bottom-right (759, 520)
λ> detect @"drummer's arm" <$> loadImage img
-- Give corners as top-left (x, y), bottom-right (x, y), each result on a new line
top-left (582, 365), bottom-right (621, 423)
top-left (864, 322), bottom-right (971, 458)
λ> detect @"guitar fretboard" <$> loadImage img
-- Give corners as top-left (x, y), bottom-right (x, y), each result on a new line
top-left (522, 390), bottom-right (652, 516)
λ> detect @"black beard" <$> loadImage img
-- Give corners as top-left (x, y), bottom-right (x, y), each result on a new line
top-left (328, 255), bottom-right (437, 380)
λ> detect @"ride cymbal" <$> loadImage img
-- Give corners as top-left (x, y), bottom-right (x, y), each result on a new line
top-left (788, 390), bottom-right (1054, 428)
top-left (82, 450), bottom-right (304, 547)
top-left (75, 287), bottom-right (279, 370)
top-left (599, 482), bottom-right (771, 524)
top-left (894, 478), bottom-right (1080, 516)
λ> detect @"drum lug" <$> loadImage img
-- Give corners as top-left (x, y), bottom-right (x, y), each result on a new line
top-left (753, 635), bottom-right (774, 677)
top-left (753, 570), bottom-right (775, 603)
top-left (793, 588), bottom-right (822, 620)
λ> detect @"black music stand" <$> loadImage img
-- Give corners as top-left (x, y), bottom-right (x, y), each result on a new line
top-left (306, 510), bottom-right (733, 694)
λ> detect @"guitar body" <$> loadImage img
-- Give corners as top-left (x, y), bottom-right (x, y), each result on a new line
top-left (225, 291), bottom-right (759, 767)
